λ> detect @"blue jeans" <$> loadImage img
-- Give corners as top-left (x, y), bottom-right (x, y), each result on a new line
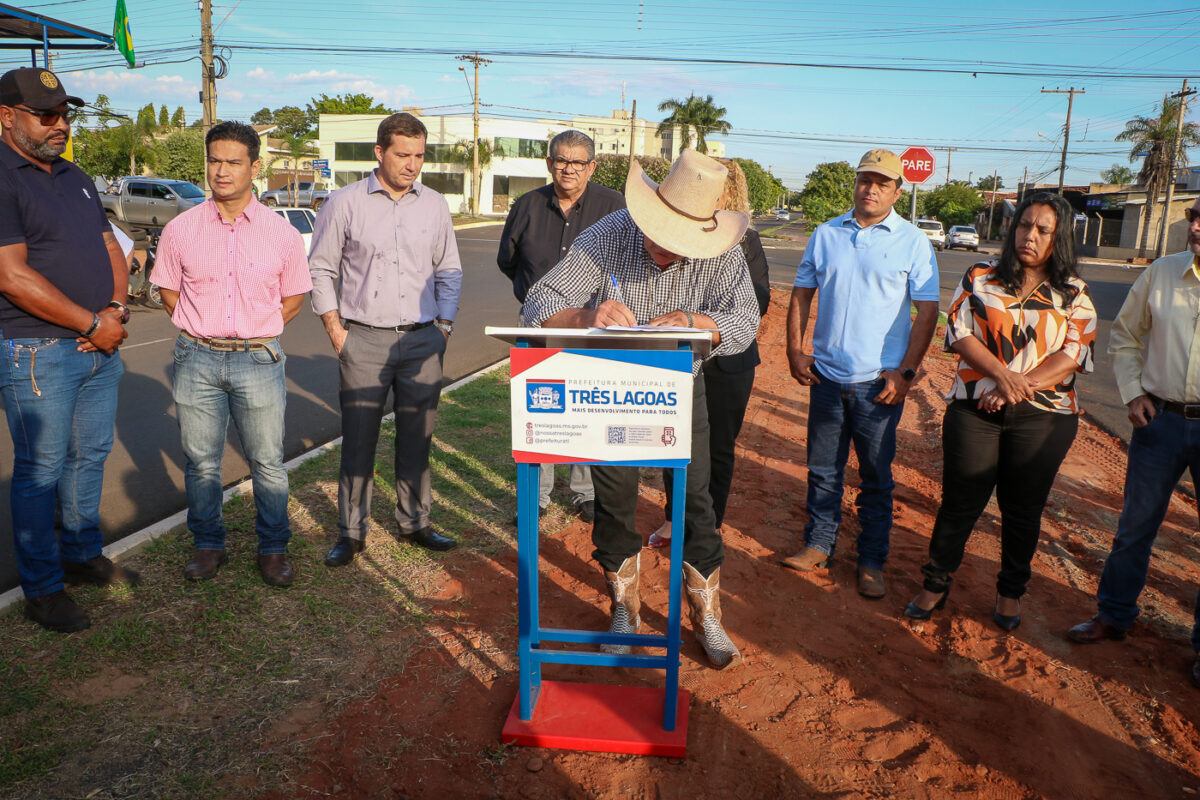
top-left (0, 338), bottom-right (123, 599)
top-left (171, 335), bottom-right (291, 554)
top-left (1097, 406), bottom-right (1200, 634)
top-left (803, 371), bottom-right (904, 569)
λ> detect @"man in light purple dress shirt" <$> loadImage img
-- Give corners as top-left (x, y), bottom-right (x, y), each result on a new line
top-left (308, 112), bottom-right (463, 566)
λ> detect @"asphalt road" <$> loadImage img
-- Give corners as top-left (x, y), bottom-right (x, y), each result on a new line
top-left (0, 220), bottom-right (1139, 593)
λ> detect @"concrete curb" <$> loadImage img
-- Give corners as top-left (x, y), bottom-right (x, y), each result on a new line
top-left (453, 220), bottom-right (505, 231)
top-left (0, 357), bottom-right (513, 615)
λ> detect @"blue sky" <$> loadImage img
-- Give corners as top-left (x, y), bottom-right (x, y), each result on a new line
top-left (21, 0), bottom-right (1199, 191)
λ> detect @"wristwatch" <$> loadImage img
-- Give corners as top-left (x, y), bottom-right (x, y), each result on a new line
top-left (434, 320), bottom-right (453, 336)
top-left (900, 367), bottom-right (917, 381)
top-left (107, 301), bottom-right (131, 324)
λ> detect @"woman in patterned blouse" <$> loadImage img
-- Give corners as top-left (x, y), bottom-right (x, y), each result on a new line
top-left (904, 192), bottom-right (1097, 630)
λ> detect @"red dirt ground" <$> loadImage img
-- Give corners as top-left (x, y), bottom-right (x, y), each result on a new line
top-left (258, 290), bottom-right (1200, 799)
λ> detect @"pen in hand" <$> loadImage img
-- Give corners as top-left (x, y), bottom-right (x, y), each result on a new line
top-left (608, 273), bottom-right (626, 306)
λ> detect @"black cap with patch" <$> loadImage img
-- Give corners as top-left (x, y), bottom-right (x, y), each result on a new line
top-left (0, 68), bottom-right (83, 111)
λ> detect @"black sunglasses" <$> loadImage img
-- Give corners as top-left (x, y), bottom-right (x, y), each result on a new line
top-left (12, 105), bottom-right (77, 126)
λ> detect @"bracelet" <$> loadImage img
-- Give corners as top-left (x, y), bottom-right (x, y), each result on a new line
top-left (684, 310), bottom-right (695, 328)
top-left (81, 314), bottom-right (101, 338)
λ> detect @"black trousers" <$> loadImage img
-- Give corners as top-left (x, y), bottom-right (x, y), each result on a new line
top-left (922, 400), bottom-right (1078, 599)
top-left (592, 372), bottom-right (723, 577)
top-left (663, 360), bottom-right (756, 526)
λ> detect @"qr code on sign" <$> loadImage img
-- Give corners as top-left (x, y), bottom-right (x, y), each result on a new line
top-left (607, 426), bottom-right (627, 445)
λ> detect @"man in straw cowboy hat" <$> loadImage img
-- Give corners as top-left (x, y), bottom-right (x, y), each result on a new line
top-left (522, 149), bottom-right (760, 668)
top-left (781, 148), bottom-right (939, 599)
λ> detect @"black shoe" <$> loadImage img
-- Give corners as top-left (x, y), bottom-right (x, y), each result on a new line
top-left (903, 587), bottom-right (949, 620)
top-left (405, 526), bottom-right (458, 552)
top-left (993, 595), bottom-right (1021, 631)
top-left (577, 500), bottom-right (595, 523)
top-left (324, 536), bottom-right (365, 567)
top-left (24, 590), bottom-right (90, 633)
top-left (62, 555), bottom-right (141, 587)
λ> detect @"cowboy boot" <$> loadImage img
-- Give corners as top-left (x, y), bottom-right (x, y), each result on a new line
top-left (683, 562), bottom-right (743, 669)
top-left (600, 554), bottom-right (641, 654)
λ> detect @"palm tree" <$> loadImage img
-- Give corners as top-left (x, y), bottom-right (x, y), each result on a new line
top-left (656, 94), bottom-right (731, 155)
top-left (268, 135), bottom-right (317, 205)
top-left (446, 138), bottom-right (493, 215)
top-left (1116, 95), bottom-right (1200, 257)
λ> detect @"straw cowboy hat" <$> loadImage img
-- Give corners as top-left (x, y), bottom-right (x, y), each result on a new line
top-left (625, 149), bottom-right (750, 260)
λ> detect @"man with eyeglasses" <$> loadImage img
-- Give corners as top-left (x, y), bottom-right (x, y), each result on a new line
top-left (1068, 196), bottom-right (1200, 691)
top-left (0, 68), bottom-right (134, 633)
top-left (497, 130), bottom-right (624, 523)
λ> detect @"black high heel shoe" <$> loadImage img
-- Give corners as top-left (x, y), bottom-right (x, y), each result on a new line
top-left (904, 587), bottom-right (950, 620)
top-left (993, 595), bottom-right (1021, 631)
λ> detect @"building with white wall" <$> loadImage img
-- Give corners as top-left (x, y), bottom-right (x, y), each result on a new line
top-left (319, 109), bottom-right (725, 216)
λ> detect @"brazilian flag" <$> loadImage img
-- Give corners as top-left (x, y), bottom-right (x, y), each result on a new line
top-left (113, 0), bottom-right (135, 68)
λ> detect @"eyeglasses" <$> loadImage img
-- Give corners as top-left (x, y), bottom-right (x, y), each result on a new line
top-left (1186, 207), bottom-right (1200, 224)
top-left (12, 106), bottom-right (77, 126)
top-left (551, 157), bottom-right (592, 172)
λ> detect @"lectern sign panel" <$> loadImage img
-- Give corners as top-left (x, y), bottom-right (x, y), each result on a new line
top-left (511, 348), bottom-right (693, 466)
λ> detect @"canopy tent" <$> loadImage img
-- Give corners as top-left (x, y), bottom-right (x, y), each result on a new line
top-left (0, 3), bottom-right (114, 68)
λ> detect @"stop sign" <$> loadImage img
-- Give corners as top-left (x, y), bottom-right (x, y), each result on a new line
top-left (901, 146), bottom-right (936, 184)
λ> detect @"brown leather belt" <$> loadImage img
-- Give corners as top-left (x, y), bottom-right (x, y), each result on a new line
top-left (182, 331), bottom-right (276, 352)
top-left (1150, 394), bottom-right (1200, 420)
top-left (345, 319), bottom-right (434, 333)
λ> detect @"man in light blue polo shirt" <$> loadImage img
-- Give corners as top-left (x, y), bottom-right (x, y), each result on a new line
top-left (781, 148), bottom-right (939, 599)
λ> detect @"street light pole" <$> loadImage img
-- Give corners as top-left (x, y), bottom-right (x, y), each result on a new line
top-left (987, 169), bottom-right (998, 240)
top-left (456, 52), bottom-right (491, 216)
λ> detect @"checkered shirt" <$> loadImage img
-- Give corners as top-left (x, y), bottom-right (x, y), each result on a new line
top-left (521, 209), bottom-right (760, 375)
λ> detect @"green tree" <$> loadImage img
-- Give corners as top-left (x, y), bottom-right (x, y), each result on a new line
top-left (445, 138), bottom-right (494, 215)
top-left (171, 106), bottom-right (185, 130)
top-left (305, 93), bottom-right (392, 139)
top-left (733, 158), bottom-right (784, 214)
top-left (656, 94), bottom-right (731, 154)
top-left (1117, 94), bottom-right (1200, 256)
top-left (158, 105), bottom-right (169, 129)
top-left (157, 128), bottom-right (205, 184)
top-left (976, 174), bottom-right (1004, 192)
top-left (1100, 163), bottom-right (1137, 184)
top-left (250, 107), bottom-right (273, 125)
top-left (590, 154), bottom-right (671, 192)
top-left (922, 181), bottom-right (983, 227)
top-left (271, 106), bottom-right (311, 139)
top-left (267, 135), bottom-right (318, 205)
top-left (797, 161), bottom-right (855, 224)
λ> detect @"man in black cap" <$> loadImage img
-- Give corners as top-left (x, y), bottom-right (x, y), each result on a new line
top-left (0, 68), bottom-right (135, 633)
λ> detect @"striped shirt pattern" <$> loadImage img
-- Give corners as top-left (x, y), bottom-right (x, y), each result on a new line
top-left (154, 198), bottom-right (312, 339)
top-left (945, 262), bottom-right (1097, 414)
top-left (521, 209), bottom-right (760, 375)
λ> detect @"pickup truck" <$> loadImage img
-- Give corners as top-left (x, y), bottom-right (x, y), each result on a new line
top-left (100, 177), bottom-right (205, 228)
top-left (260, 181), bottom-right (330, 209)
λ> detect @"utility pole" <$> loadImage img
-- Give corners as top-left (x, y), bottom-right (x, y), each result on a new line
top-left (1158, 78), bottom-right (1196, 258)
top-left (1042, 87), bottom-right (1084, 193)
top-left (1021, 166), bottom-right (1028, 201)
top-left (943, 147), bottom-right (957, 182)
top-left (200, 0), bottom-right (216, 196)
top-left (627, 99), bottom-right (637, 163)
top-left (986, 169), bottom-right (998, 240)
top-left (456, 52), bottom-right (490, 216)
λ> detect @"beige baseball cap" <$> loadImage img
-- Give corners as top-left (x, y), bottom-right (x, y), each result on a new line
top-left (857, 149), bottom-right (903, 181)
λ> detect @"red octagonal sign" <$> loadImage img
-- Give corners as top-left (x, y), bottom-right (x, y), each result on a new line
top-left (901, 146), bottom-right (936, 184)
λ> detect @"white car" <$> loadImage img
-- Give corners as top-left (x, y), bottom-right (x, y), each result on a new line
top-left (272, 206), bottom-right (316, 253)
top-left (915, 219), bottom-right (946, 251)
top-left (946, 225), bottom-right (980, 252)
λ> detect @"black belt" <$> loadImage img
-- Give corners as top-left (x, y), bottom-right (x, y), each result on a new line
top-left (182, 332), bottom-right (274, 352)
top-left (1151, 394), bottom-right (1200, 420)
top-left (345, 319), bottom-right (433, 333)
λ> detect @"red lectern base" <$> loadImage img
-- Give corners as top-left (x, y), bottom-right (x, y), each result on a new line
top-left (501, 680), bottom-right (690, 757)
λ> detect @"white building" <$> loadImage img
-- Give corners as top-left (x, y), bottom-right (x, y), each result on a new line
top-left (319, 109), bottom-right (725, 216)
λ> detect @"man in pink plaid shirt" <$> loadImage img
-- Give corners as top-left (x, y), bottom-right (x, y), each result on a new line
top-left (154, 121), bottom-right (312, 587)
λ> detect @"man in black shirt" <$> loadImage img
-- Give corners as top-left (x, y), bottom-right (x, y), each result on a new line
top-left (0, 68), bottom-right (134, 633)
top-left (497, 130), bottom-right (624, 522)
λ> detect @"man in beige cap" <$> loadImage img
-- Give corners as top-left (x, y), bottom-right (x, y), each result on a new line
top-left (522, 149), bottom-right (760, 669)
top-left (781, 148), bottom-right (939, 598)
